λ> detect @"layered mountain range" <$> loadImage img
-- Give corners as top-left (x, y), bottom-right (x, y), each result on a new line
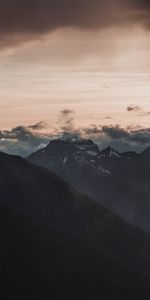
top-left (0, 151), bottom-right (150, 297)
top-left (28, 137), bottom-right (150, 231)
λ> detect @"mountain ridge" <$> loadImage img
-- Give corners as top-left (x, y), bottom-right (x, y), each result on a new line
top-left (28, 137), bottom-right (150, 231)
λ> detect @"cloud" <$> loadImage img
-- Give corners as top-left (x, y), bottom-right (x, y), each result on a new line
top-left (0, 0), bottom-right (150, 48)
top-left (1, 116), bottom-right (150, 157)
top-left (58, 109), bottom-right (75, 133)
top-left (60, 109), bottom-right (74, 117)
top-left (102, 117), bottom-right (114, 120)
top-left (84, 125), bottom-right (150, 152)
top-left (63, 123), bottom-right (150, 152)
top-left (28, 121), bottom-right (48, 130)
top-left (127, 105), bottom-right (143, 112)
top-left (101, 125), bottom-right (150, 144)
top-left (127, 105), bottom-right (150, 116)
top-left (54, 110), bottom-right (150, 152)
top-left (53, 110), bottom-right (150, 152)
top-left (0, 122), bottom-right (50, 157)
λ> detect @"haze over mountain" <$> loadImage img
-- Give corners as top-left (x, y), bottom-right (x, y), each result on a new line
top-left (28, 137), bottom-right (150, 232)
top-left (1, 151), bottom-right (150, 297)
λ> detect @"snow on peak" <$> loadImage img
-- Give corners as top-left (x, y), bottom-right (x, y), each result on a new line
top-left (63, 157), bottom-right (68, 166)
top-left (86, 150), bottom-right (98, 156)
top-left (109, 149), bottom-right (121, 158)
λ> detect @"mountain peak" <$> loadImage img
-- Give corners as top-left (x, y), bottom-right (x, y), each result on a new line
top-left (46, 137), bottom-right (99, 153)
top-left (100, 147), bottom-right (121, 158)
top-left (49, 137), bottom-right (95, 146)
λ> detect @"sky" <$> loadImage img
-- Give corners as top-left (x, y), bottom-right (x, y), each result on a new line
top-left (1, 0), bottom-right (150, 155)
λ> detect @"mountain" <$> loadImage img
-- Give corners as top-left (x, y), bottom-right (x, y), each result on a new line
top-left (142, 147), bottom-right (150, 159)
top-left (1, 151), bottom-right (150, 297)
top-left (1, 206), bottom-right (150, 299)
top-left (28, 138), bottom-right (111, 178)
top-left (100, 146), bottom-right (121, 159)
top-left (28, 138), bottom-right (150, 231)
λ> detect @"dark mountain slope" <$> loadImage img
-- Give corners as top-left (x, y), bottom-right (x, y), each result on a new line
top-left (0, 150), bottom-right (110, 238)
top-left (1, 206), bottom-right (150, 299)
top-left (1, 152), bottom-right (150, 297)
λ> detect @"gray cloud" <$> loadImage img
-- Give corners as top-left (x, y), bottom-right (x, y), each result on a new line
top-left (1, 118), bottom-right (150, 157)
top-left (127, 105), bottom-right (150, 116)
top-left (58, 109), bottom-right (75, 133)
top-left (54, 115), bottom-right (150, 152)
top-left (0, 122), bottom-right (50, 157)
top-left (83, 125), bottom-right (150, 152)
top-left (127, 105), bottom-right (143, 112)
top-left (60, 109), bottom-right (74, 117)
top-left (0, 0), bottom-right (150, 48)
top-left (103, 117), bottom-right (113, 120)
top-left (101, 125), bottom-right (150, 144)
top-left (28, 121), bottom-right (48, 131)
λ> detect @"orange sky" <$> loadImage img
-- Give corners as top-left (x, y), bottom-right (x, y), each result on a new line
top-left (0, 27), bottom-right (150, 130)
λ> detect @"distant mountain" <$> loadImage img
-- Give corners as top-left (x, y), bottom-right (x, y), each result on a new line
top-left (28, 138), bottom-right (150, 231)
top-left (28, 138), bottom-right (111, 178)
top-left (142, 147), bottom-right (150, 159)
top-left (1, 152), bottom-right (150, 297)
top-left (100, 146), bottom-right (121, 159)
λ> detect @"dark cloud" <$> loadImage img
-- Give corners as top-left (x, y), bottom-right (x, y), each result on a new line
top-left (132, 0), bottom-right (150, 12)
top-left (58, 109), bottom-right (75, 133)
top-left (1, 118), bottom-right (150, 156)
top-left (0, 122), bottom-right (50, 157)
top-left (59, 125), bottom-right (150, 153)
top-left (84, 124), bottom-right (150, 143)
top-left (127, 105), bottom-right (150, 116)
top-left (54, 113), bottom-right (150, 152)
top-left (89, 125), bottom-right (150, 152)
top-left (0, 0), bottom-right (150, 48)
top-left (60, 109), bottom-right (74, 116)
top-left (54, 110), bottom-right (150, 152)
top-left (28, 121), bottom-right (48, 130)
top-left (127, 105), bottom-right (143, 112)
top-left (101, 125), bottom-right (150, 144)
top-left (0, 0), bottom-right (125, 34)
